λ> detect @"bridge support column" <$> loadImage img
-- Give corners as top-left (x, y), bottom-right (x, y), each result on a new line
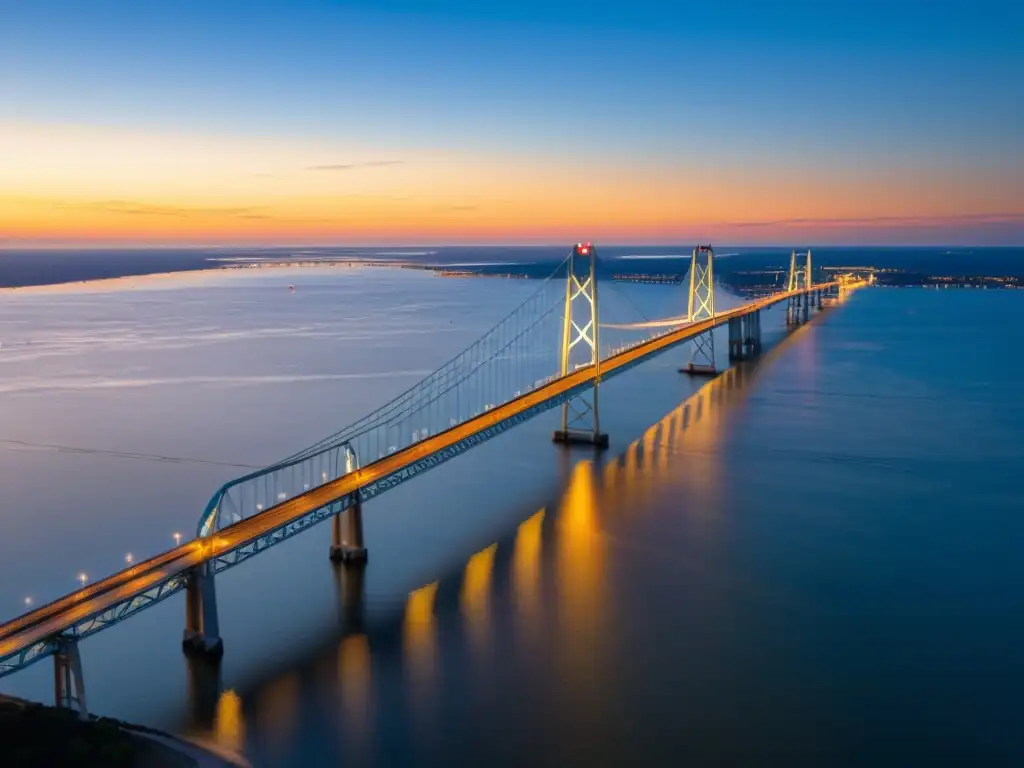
top-left (727, 317), bottom-right (744, 361)
top-left (334, 556), bottom-right (367, 633)
top-left (743, 310), bottom-right (762, 357)
top-left (553, 242), bottom-right (609, 448)
top-left (54, 635), bottom-right (88, 720)
top-left (185, 653), bottom-right (222, 734)
top-left (183, 564), bottom-right (223, 658)
top-left (331, 492), bottom-right (368, 565)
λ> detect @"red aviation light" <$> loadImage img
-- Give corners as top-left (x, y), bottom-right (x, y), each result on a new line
top-left (576, 242), bottom-right (592, 256)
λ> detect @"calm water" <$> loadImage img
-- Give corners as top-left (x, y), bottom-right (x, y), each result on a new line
top-left (1, 268), bottom-right (1022, 766)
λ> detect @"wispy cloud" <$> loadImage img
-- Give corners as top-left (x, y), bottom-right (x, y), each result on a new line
top-left (306, 160), bottom-right (405, 171)
top-left (53, 199), bottom-right (265, 219)
top-left (729, 212), bottom-right (1024, 229)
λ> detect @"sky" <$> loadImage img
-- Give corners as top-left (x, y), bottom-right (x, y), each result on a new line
top-left (1, 0), bottom-right (1022, 246)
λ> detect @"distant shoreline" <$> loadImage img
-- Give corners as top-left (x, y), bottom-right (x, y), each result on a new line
top-left (0, 260), bottom-right (420, 296)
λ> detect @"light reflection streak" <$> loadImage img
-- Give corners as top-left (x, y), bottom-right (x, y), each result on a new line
top-left (513, 508), bottom-right (545, 637)
top-left (404, 581), bottom-right (438, 687)
top-left (403, 580), bottom-right (439, 741)
top-left (461, 543), bottom-right (497, 654)
top-left (338, 633), bottom-right (372, 747)
top-left (213, 689), bottom-right (245, 754)
top-left (600, 319), bottom-right (819, 510)
top-left (557, 460), bottom-right (604, 634)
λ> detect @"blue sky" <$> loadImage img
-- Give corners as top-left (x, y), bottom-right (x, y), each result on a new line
top-left (1, 0), bottom-right (1021, 244)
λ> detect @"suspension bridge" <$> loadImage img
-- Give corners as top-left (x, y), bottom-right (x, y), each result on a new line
top-left (0, 244), bottom-right (871, 716)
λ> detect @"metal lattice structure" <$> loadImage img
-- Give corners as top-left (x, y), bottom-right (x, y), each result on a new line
top-left (683, 244), bottom-right (717, 374)
top-left (553, 242), bottom-right (607, 446)
top-left (786, 250), bottom-right (814, 323)
top-left (787, 249), bottom-right (813, 291)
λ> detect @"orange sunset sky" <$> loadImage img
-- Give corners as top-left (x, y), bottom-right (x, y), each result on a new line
top-left (3, 1), bottom-right (1022, 246)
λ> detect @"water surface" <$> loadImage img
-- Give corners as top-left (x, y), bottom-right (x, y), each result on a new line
top-left (1, 270), bottom-right (1021, 766)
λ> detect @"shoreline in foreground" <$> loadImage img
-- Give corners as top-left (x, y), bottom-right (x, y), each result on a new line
top-left (0, 694), bottom-right (248, 768)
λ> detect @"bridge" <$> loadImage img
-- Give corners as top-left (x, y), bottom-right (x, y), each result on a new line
top-left (0, 245), bottom-right (870, 716)
top-left (183, 316), bottom-right (825, 741)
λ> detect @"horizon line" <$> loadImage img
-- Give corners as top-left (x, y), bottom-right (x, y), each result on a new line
top-left (2, 243), bottom-right (1022, 251)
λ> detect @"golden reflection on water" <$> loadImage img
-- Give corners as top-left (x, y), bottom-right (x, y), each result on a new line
top-left (338, 633), bottom-right (372, 740)
top-left (219, 321), bottom-right (822, 761)
top-left (513, 508), bottom-right (545, 633)
top-left (213, 689), bottom-right (245, 753)
top-left (557, 460), bottom-right (605, 633)
top-left (404, 581), bottom-right (439, 686)
top-left (256, 672), bottom-right (300, 752)
top-left (461, 542), bottom-right (497, 653)
top-left (404, 580), bottom-right (439, 737)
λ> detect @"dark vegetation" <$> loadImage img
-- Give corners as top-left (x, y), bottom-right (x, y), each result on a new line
top-left (0, 700), bottom-right (194, 768)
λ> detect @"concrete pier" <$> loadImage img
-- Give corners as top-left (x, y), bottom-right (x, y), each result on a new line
top-left (552, 429), bottom-right (610, 448)
top-left (54, 636), bottom-right (88, 719)
top-left (330, 493), bottom-right (368, 565)
top-left (182, 565), bottom-right (223, 658)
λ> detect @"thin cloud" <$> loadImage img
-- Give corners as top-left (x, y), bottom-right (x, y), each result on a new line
top-left (729, 212), bottom-right (1024, 228)
top-left (306, 160), bottom-right (405, 171)
top-left (53, 200), bottom-right (265, 218)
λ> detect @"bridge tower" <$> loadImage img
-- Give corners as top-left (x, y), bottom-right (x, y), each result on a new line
top-left (54, 635), bottom-right (88, 719)
top-left (330, 443), bottom-right (366, 565)
top-left (681, 244), bottom-right (717, 375)
top-left (552, 242), bottom-right (609, 447)
top-left (786, 249), bottom-right (814, 323)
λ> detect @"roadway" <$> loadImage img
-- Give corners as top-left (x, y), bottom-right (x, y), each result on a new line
top-left (0, 281), bottom-right (847, 667)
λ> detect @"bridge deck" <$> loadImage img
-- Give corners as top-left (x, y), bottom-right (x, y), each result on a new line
top-left (0, 282), bottom-right (846, 670)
